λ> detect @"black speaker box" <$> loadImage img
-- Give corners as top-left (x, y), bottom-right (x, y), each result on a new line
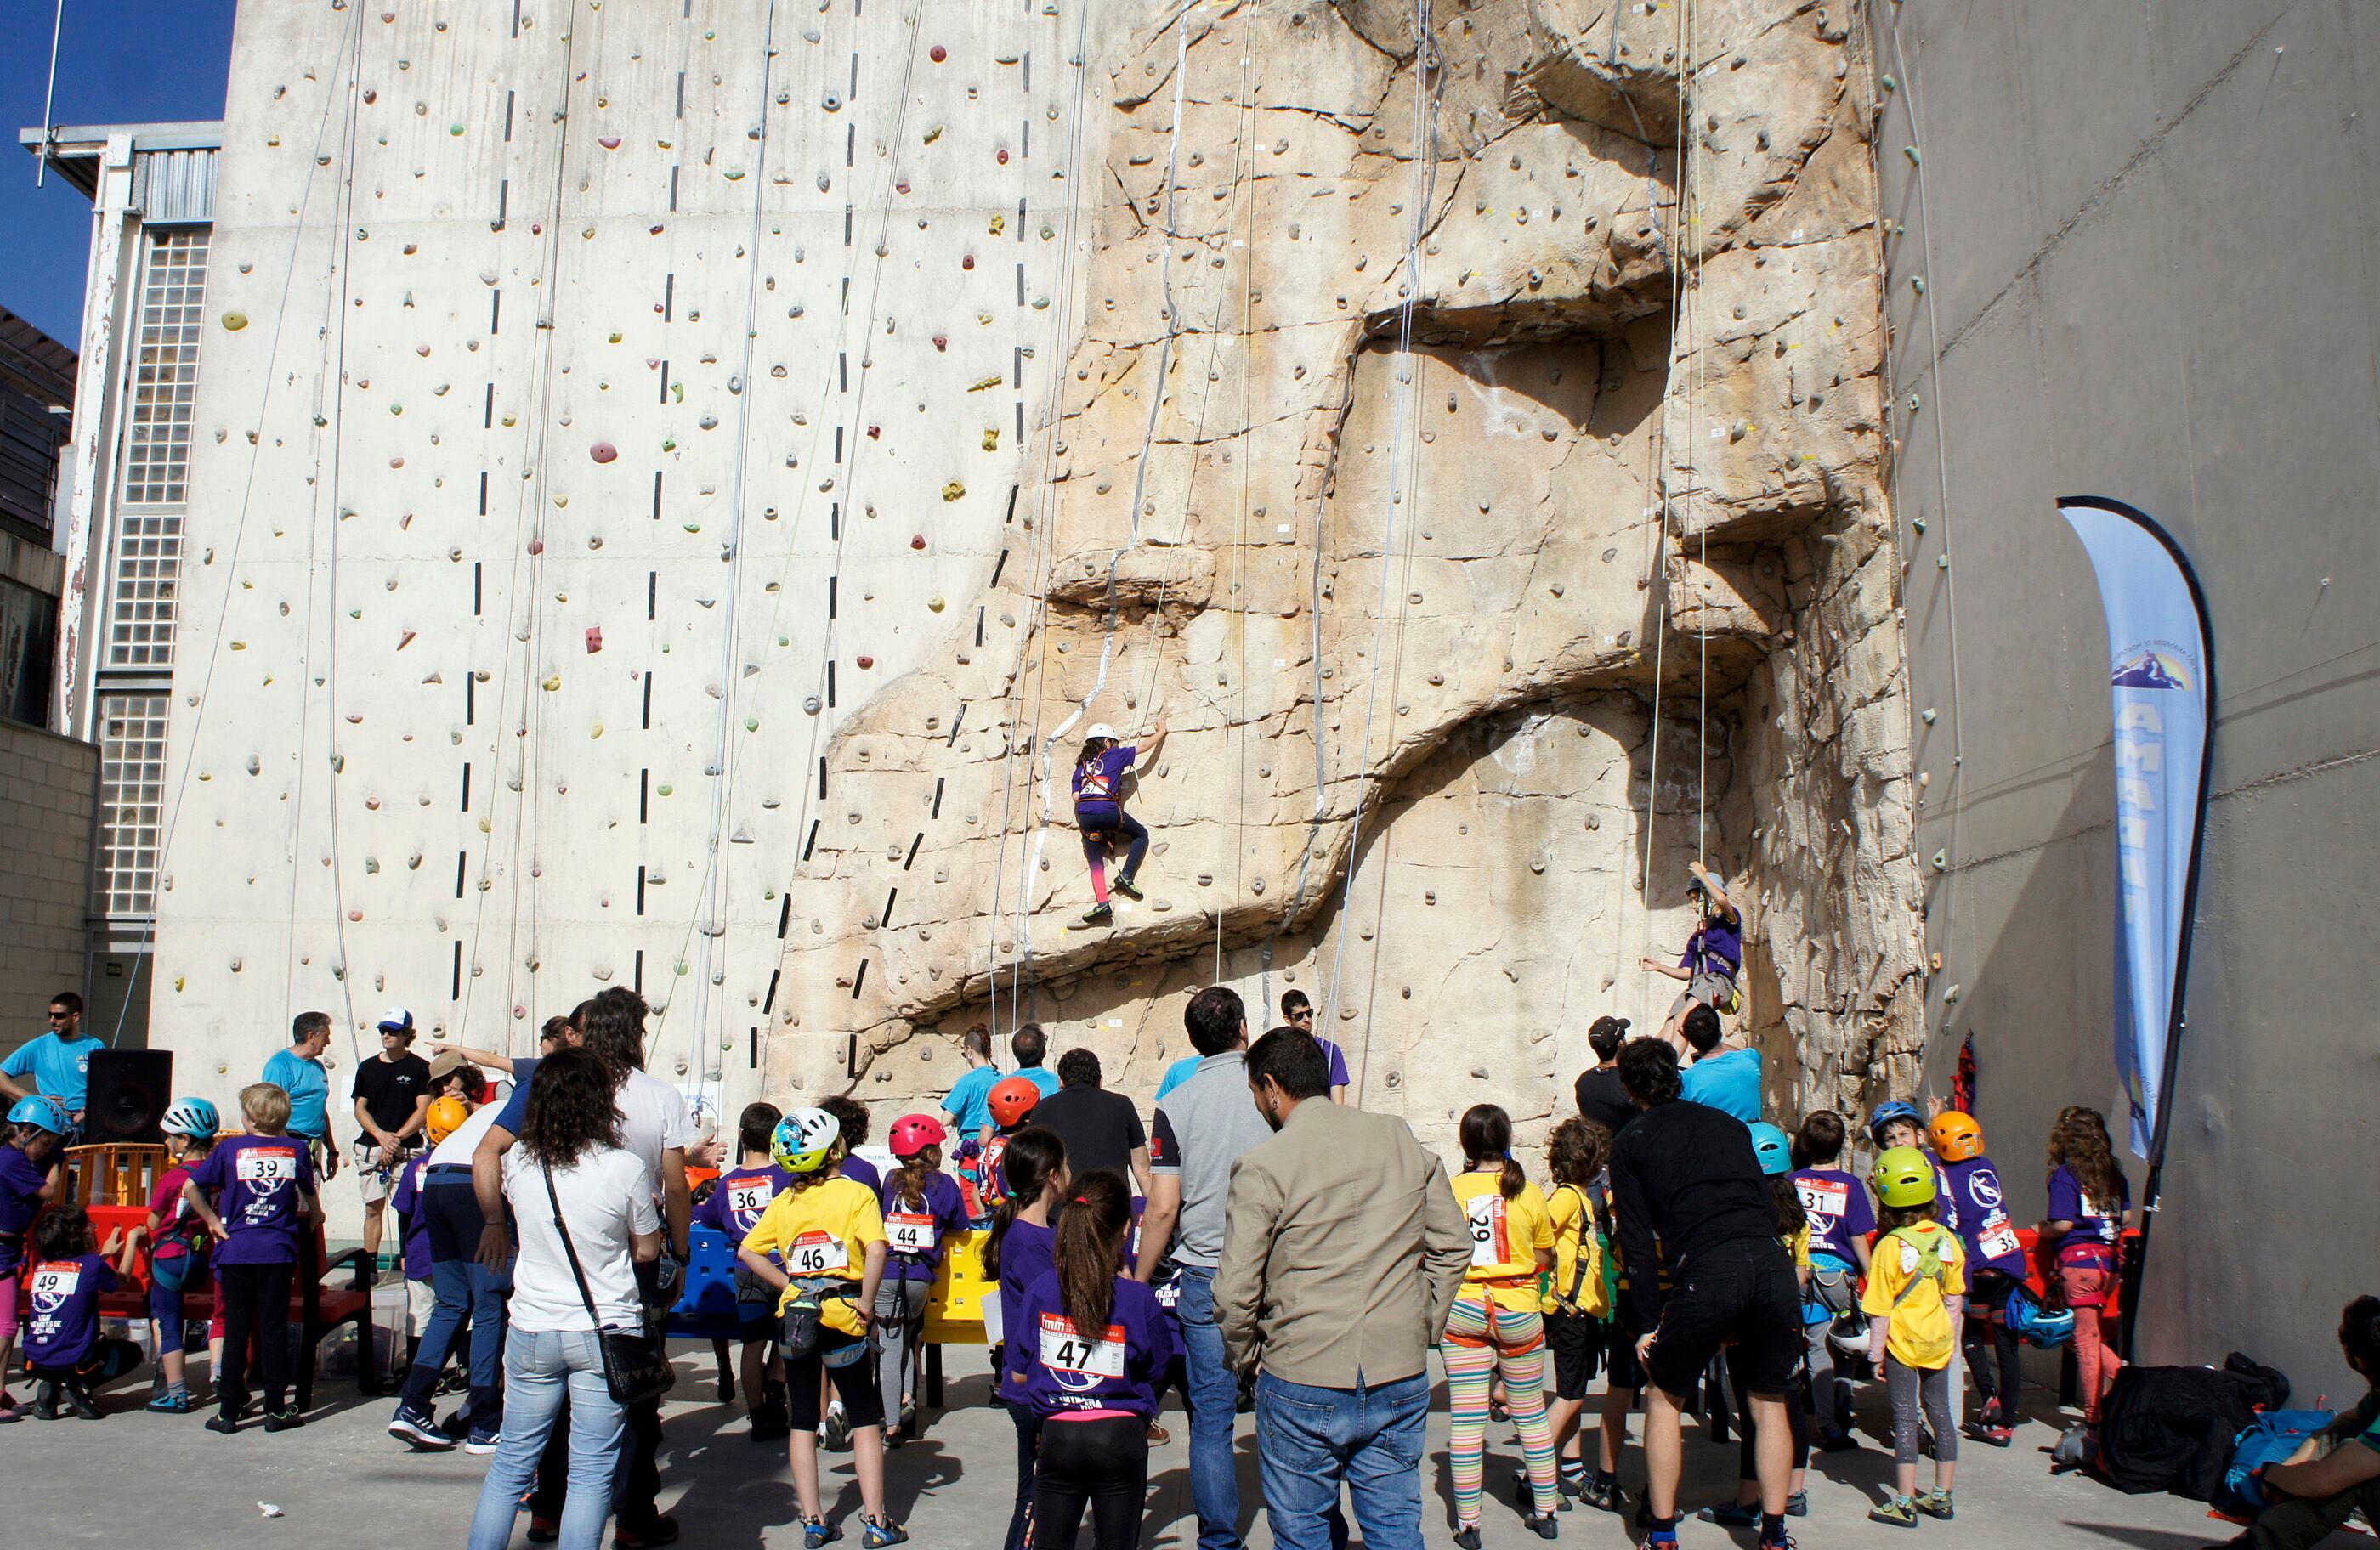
top-left (84, 1049), bottom-right (173, 1146)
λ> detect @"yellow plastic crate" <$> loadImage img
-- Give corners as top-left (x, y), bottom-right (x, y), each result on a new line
top-left (922, 1228), bottom-right (991, 1346)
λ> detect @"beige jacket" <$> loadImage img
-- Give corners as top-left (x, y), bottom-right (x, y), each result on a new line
top-left (1214, 1097), bottom-right (1470, 1386)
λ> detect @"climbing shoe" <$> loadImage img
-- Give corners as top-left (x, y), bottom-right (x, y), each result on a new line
top-left (1112, 874), bottom-right (1144, 901)
top-left (1915, 1489), bottom-right (1954, 1521)
top-left (1581, 1474), bottom-right (1628, 1515)
top-left (1522, 1510), bottom-right (1561, 1540)
top-left (1868, 1495), bottom-right (1919, 1528)
top-left (1698, 1503), bottom-right (1760, 1527)
top-left (1454, 1529), bottom-right (1482, 1550)
top-left (63, 1386), bottom-right (102, 1421)
top-left (264, 1406), bottom-right (306, 1432)
top-left (205, 1412), bottom-right (241, 1434)
top-left (148, 1387), bottom-right (193, 1414)
top-left (824, 1406), bottom-right (854, 1451)
top-left (860, 1518), bottom-right (910, 1548)
top-left (800, 1519), bottom-right (841, 1549)
top-left (1080, 902), bottom-right (1114, 925)
top-left (1816, 1426), bottom-right (1859, 1452)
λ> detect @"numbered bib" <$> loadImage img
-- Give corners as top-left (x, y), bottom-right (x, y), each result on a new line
top-left (1978, 1219), bottom-right (2021, 1260)
top-left (727, 1181), bottom-right (776, 1220)
top-left (29, 1264), bottom-right (80, 1300)
top-left (785, 1231), bottom-right (850, 1275)
top-left (1039, 1313), bottom-right (1127, 1379)
top-left (1465, 1191), bottom-right (1510, 1269)
top-left (237, 1148), bottom-right (298, 1185)
top-left (886, 1213), bottom-right (937, 1255)
top-left (1795, 1177), bottom-right (1847, 1232)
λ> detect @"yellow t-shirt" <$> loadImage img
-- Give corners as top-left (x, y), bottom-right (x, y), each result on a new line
top-left (1453, 1171), bottom-right (1556, 1314)
top-left (1788, 1224), bottom-right (1811, 1270)
top-left (741, 1174), bottom-right (885, 1327)
top-left (1859, 1220), bottom-right (1966, 1369)
top-left (1543, 1183), bottom-right (1610, 1318)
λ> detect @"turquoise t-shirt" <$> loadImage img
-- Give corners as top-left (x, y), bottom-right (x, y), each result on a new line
top-left (943, 1065), bottom-right (1000, 1138)
top-left (0, 1032), bottom-right (104, 1114)
top-left (1019, 1066), bottom-right (1060, 1099)
top-left (1153, 1055), bottom-right (1202, 1102)
top-left (262, 1048), bottom-right (332, 1140)
top-left (1679, 1045), bottom-right (1763, 1124)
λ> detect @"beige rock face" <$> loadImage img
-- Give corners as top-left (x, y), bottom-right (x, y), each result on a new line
top-left (769, 0), bottom-right (1924, 1149)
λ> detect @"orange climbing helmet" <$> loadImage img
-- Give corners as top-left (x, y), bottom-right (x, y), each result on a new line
top-left (1930, 1110), bottom-right (1985, 1162)
top-left (988, 1076), bottom-right (1042, 1129)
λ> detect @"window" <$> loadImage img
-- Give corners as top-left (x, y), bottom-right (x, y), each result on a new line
top-left (97, 691), bottom-right (170, 918)
top-left (108, 229), bottom-right (208, 670)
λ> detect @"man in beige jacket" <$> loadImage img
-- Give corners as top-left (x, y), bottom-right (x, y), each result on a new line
top-left (1215, 1028), bottom-right (1470, 1550)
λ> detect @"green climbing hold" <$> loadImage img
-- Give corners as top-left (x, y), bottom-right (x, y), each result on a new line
top-left (223, 312), bottom-right (249, 331)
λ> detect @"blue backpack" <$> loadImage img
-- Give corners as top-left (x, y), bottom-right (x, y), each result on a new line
top-left (2218, 1410), bottom-right (2335, 1516)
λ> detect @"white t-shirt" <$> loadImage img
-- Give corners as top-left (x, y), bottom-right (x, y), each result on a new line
top-left (502, 1144), bottom-right (659, 1332)
top-left (429, 1102), bottom-right (505, 1168)
top-left (616, 1068), bottom-right (699, 1198)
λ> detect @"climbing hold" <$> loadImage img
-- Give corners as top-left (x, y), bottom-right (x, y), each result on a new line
top-left (910, 534), bottom-right (926, 550)
top-left (397, 631), bottom-right (416, 650)
top-left (598, 135), bottom-right (621, 149)
top-left (744, 717), bottom-right (759, 732)
top-left (941, 481), bottom-right (966, 501)
top-left (656, 783), bottom-right (674, 797)
top-left (543, 675), bottom-right (562, 692)
top-left (926, 596), bottom-right (945, 613)
top-left (590, 441), bottom-right (618, 463)
top-left (982, 428), bottom-right (999, 450)
top-left (1919, 706), bottom-right (1937, 724)
top-left (528, 539), bottom-right (545, 555)
top-left (586, 626), bottom-right (604, 653)
top-left (223, 311), bottom-right (249, 331)
top-left (856, 656), bottom-right (875, 670)
top-left (930, 43), bottom-right (947, 61)
top-left (1930, 849), bottom-right (1948, 871)
top-left (803, 696), bottom-right (822, 715)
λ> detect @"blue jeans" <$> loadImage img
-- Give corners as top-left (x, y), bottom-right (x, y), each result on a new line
top-left (400, 1255), bottom-right (509, 1429)
top-left (467, 1329), bottom-right (625, 1550)
top-left (1256, 1371), bottom-right (1430, 1550)
top-left (1176, 1265), bottom-right (1244, 1550)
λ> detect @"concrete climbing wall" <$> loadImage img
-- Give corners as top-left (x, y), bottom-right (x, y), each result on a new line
top-left (140, 0), bottom-right (1928, 1194)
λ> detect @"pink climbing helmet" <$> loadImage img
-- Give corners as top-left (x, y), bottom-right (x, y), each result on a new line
top-left (888, 1114), bottom-right (948, 1159)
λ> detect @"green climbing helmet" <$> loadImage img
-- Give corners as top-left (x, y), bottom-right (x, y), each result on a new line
top-left (1872, 1145), bottom-right (1936, 1209)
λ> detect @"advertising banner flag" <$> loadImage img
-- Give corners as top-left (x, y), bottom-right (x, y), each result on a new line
top-left (2054, 498), bottom-right (2215, 1162)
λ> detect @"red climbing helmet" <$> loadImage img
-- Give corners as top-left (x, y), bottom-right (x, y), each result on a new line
top-left (889, 1113), bottom-right (947, 1159)
top-left (988, 1076), bottom-right (1042, 1129)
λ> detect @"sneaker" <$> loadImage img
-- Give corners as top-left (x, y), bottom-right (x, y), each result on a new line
top-left (1145, 1421), bottom-right (1170, 1445)
top-left (1868, 1496), bottom-right (1918, 1528)
top-left (801, 1519), bottom-right (841, 1549)
top-left (64, 1388), bottom-right (102, 1420)
top-left (205, 1412), bottom-right (241, 1434)
top-left (524, 1520), bottom-right (560, 1546)
top-left (264, 1406), bottom-right (305, 1433)
top-left (148, 1389), bottom-right (194, 1414)
top-left (860, 1518), bottom-right (909, 1548)
top-left (1522, 1511), bottom-right (1561, 1541)
top-left (1698, 1503), bottom-right (1760, 1527)
top-left (1080, 902), bottom-right (1114, 926)
top-left (1112, 875), bottom-right (1144, 902)
top-left (1787, 1490), bottom-right (1809, 1517)
top-left (1915, 1489), bottom-right (1954, 1521)
top-left (1454, 1529), bottom-right (1483, 1550)
top-left (389, 1404), bottom-right (456, 1451)
top-left (466, 1428), bottom-right (502, 1455)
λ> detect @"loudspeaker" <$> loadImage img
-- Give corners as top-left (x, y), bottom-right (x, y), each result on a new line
top-left (84, 1049), bottom-right (173, 1146)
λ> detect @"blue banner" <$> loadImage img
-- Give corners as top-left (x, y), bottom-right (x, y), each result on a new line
top-left (2055, 499), bottom-right (2215, 1160)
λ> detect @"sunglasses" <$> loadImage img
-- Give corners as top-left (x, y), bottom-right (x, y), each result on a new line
top-left (47, 1011), bottom-right (71, 1021)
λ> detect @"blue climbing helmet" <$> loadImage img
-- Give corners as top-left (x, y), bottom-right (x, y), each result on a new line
top-left (1867, 1100), bottom-right (1924, 1145)
top-left (8, 1094), bottom-right (71, 1134)
top-left (1748, 1122), bottom-right (1793, 1177)
top-left (161, 1097), bottom-right (221, 1141)
top-left (2003, 1281), bottom-right (2076, 1349)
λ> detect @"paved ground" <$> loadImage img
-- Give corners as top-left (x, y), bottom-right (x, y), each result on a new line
top-left (8, 1331), bottom-right (2305, 1549)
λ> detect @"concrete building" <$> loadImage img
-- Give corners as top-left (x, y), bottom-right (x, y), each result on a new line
top-left (1880, 0), bottom-right (2377, 1388)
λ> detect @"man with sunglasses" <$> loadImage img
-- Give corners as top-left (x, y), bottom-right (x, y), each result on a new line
top-left (1277, 993), bottom-right (1349, 1105)
top-left (0, 993), bottom-right (103, 1124)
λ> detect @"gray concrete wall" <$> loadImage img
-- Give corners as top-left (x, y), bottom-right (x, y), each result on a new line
top-left (1874, 0), bottom-right (2379, 1393)
top-left (0, 719), bottom-right (97, 1057)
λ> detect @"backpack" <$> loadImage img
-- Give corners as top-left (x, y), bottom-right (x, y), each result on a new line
top-left (1880, 1225), bottom-right (1954, 1307)
top-left (2217, 1410), bottom-right (2335, 1516)
top-left (1548, 1184), bottom-right (1615, 1320)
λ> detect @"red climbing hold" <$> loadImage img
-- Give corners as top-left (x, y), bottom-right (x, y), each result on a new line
top-left (590, 441), bottom-right (619, 463)
top-left (528, 539), bottom-right (546, 556)
top-left (930, 44), bottom-right (948, 61)
top-left (962, 254), bottom-right (976, 270)
top-left (599, 135), bottom-right (622, 149)
top-left (996, 147), bottom-right (1010, 164)
top-left (932, 335), bottom-right (948, 352)
top-left (586, 626), bottom-right (604, 653)
top-left (856, 655), bottom-right (876, 670)
top-left (910, 535), bottom-right (926, 550)
top-left (896, 179), bottom-right (911, 195)
top-left (866, 425), bottom-right (881, 440)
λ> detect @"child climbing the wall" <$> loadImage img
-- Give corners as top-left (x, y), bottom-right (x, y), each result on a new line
top-left (1072, 717), bottom-right (1168, 927)
top-left (1640, 860), bottom-right (1742, 1044)
top-left (1863, 1147), bottom-right (1965, 1526)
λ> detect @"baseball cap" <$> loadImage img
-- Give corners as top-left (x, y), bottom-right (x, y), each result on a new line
top-left (376, 1006), bottom-right (416, 1032)
top-left (427, 1049), bottom-right (468, 1082)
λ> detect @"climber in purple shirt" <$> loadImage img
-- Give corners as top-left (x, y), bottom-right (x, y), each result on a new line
top-left (1641, 860), bottom-right (1743, 1044)
top-left (1072, 717), bottom-right (1169, 928)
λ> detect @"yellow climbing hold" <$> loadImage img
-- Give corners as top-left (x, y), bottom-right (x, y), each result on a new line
top-left (966, 374), bottom-right (1001, 393)
top-left (982, 428), bottom-right (999, 450)
top-left (927, 596), bottom-right (946, 612)
top-left (591, 721), bottom-right (604, 738)
top-left (223, 312), bottom-right (249, 331)
top-left (543, 675), bottom-right (562, 691)
top-left (942, 480), bottom-right (966, 501)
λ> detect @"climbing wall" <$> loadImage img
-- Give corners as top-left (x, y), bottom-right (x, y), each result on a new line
top-left (150, 0), bottom-right (1088, 1165)
top-left (145, 0), bottom-right (1928, 1175)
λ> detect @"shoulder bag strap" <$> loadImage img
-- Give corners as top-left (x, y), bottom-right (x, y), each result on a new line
top-left (541, 1162), bottom-right (611, 1331)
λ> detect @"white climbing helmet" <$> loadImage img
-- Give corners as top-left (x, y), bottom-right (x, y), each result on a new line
top-left (1084, 723), bottom-right (1120, 744)
top-left (772, 1107), bottom-right (842, 1174)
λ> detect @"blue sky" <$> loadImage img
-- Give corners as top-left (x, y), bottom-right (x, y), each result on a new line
top-left (2, 0), bottom-right (234, 346)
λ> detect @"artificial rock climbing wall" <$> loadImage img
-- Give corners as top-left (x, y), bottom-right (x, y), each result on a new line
top-left (148, 0), bottom-right (1925, 1175)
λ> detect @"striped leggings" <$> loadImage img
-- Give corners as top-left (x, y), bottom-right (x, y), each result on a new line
top-left (1443, 1294), bottom-right (1560, 1525)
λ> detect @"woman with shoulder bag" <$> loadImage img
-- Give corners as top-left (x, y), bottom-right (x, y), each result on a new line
top-left (467, 1048), bottom-right (661, 1550)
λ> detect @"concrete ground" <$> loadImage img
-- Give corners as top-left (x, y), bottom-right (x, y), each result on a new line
top-left (0, 1338), bottom-right (2315, 1548)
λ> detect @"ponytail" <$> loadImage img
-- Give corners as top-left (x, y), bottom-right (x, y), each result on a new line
top-left (980, 1126), bottom-right (1066, 1282)
top-left (1459, 1103), bottom-right (1525, 1201)
top-left (895, 1144), bottom-right (940, 1214)
top-left (1054, 1168), bottom-right (1130, 1339)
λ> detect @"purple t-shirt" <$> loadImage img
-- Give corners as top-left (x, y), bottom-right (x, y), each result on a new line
top-left (23, 1253), bottom-right (117, 1367)
top-left (1071, 746), bottom-right (1137, 812)
top-left (189, 1133), bottom-right (316, 1266)
top-left (1682, 915), bottom-right (1743, 979)
top-left (994, 1218), bottom-right (1057, 1405)
top-left (2047, 1164), bottom-right (2128, 1247)
top-left (0, 1145), bottom-right (48, 1275)
top-left (1790, 1167), bottom-right (1876, 1267)
top-left (842, 1155), bottom-right (881, 1195)
top-left (1008, 1268), bottom-right (1175, 1418)
top-left (703, 1162), bottom-right (796, 1240)
top-left (878, 1169), bottom-right (972, 1281)
top-left (1941, 1157), bottom-right (2028, 1278)
top-left (388, 1156), bottom-right (435, 1281)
